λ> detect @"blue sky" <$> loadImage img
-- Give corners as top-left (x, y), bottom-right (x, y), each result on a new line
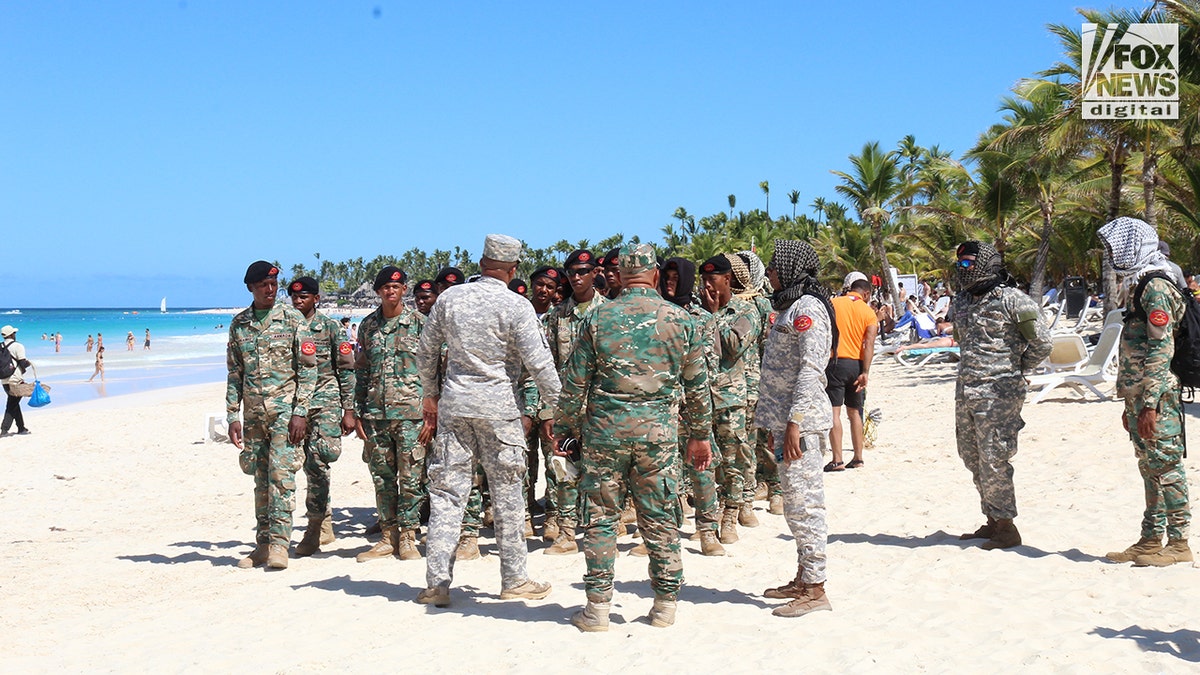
top-left (1, 0), bottom-right (1106, 307)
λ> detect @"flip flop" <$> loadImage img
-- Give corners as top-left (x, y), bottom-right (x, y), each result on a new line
top-left (846, 459), bottom-right (864, 469)
top-left (823, 461), bottom-right (845, 472)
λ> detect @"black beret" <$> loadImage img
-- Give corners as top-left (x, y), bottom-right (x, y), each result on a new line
top-left (509, 278), bottom-right (528, 295)
top-left (530, 265), bottom-right (559, 283)
top-left (564, 249), bottom-right (597, 269)
top-left (373, 266), bottom-right (408, 290)
top-left (435, 267), bottom-right (464, 285)
top-left (601, 247), bottom-right (621, 268)
top-left (244, 260), bottom-right (280, 284)
top-left (287, 276), bottom-right (319, 295)
top-left (956, 241), bottom-right (981, 257)
top-left (700, 255), bottom-right (732, 275)
top-left (413, 279), bottom-right (436, 294)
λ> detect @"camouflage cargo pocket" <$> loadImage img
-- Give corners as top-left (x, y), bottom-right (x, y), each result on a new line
top-left (238, 446), bottom-right (257, 475)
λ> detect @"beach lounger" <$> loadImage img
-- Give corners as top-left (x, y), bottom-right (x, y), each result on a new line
top-left (1027, 323), bottom-right (1122, 403)
top-left (894, 346), bottom-right (960, 368)
top-left (1032, 333), bottom-right (1089, 375)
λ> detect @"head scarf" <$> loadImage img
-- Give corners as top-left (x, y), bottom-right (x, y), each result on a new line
top-left (769, 240), bottom-right (823, 310)
top-left (1098, 216), bottom-right (1174, 289)
top-left (736, 251), bottom-right (767, 296)
top-left (659, 257), bottom-right (697, 307)
top-left (955, 241), bottom-right (1006, 296)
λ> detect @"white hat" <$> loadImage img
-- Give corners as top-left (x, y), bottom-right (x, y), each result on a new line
top-left (843, 271), bottom-right (868, 289)
top-left (0, 325), bottom-right (16, 337)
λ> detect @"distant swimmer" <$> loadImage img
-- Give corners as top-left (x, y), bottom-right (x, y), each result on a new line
top-left (86, 335), bottom-right (94, 352)
top-left (126, 332), bottom-right (135, 351)
top-left (54, 332), bottom-right (62, 353)
top-left (144, 329), bottom-right (151, 350)
top-left (88, 346), bottom-right (105, 383)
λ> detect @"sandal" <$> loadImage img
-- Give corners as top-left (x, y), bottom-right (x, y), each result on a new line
top-left (823, 461), bottom-right (845, 472)
top-left (846, 459), bottom-right (864, 469)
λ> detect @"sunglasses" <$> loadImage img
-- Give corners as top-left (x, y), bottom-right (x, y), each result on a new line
top-left (565, 267), bottom-right (594, 277)
top-left (956, 259), bottom-right (975, 269)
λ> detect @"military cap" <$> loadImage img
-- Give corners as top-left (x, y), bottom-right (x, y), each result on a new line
top-left (565, 249), bottom-right (597, 269)
top-left (482, 233), bottom-right (523, 263)
top-left (244, 260), bottom-right (279, 284)
top-left (435, 267), bottom-right (464, 286)
top-left (602, 247), bottom-right (621, 268)
top-left (700, 254), bottom-right (732, 275)
top-left (287, 276), bottom-right (319, 295)
top-left (530, 265), bottom-right (559, 283)
top-left (413, 279), bottom-right (436, 295)
top-left (509, 278), bottom-right (528, 295)
top-left (373, 266), bottom-right (408, 290)
top-left (619, 243), bottom-right (658, 274)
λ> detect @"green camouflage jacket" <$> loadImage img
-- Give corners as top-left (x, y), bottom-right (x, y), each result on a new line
top-left (306, 311), bottom-right (356, 412)
top-left (226, 302), bottom-right (317, 424)
top-left (1118, 276), bottom-right (1186, 411)
top-left (355, 305), bottom-right (424, 420)
top-left (710, 294), bottom-right (762, 410)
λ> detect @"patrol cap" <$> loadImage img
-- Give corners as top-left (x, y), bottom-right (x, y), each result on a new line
top-left (509, 278), bottom-right (528, 295)
top-left (287, 276), bottom-right (319, 295)
top-left (530, 266), bottom-right (559, 283)
top-left (619, 243), bottom-right (658, 274)
top-left (564, 249), bottom-right (596, 269)
top-left (700, 255), bottom-right (732, 275)
top-left (435, 267), bottom-right (464, 286)
top-left (413, 279), bottom-right (436, 295)
top-left (482, 234), bottom-right (523, 263)
top-left (602, 247), bottom-right (621, 269)
top-left (373, 266), bottom-right (408, 290)
top-left (244, 260), bottom-right (280, 284)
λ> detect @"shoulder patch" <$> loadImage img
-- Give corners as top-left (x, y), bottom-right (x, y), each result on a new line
top-left (794, 315), bottom-right (812, 332)
top-left (1149, 309), bottom-right (1170, 327)
top-left (338, 342), bottom-right (353, 355)
top-left (300, 341), bottom-right (317, 356)
top-left (768, 312), bottom-right (777, 325)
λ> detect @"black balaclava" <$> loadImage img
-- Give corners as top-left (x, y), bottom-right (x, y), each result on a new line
top-left (660, 257), bottom-right (696, 307)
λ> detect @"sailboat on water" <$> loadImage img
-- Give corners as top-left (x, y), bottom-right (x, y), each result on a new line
top-left (160, 297), bottom-right (167, 314)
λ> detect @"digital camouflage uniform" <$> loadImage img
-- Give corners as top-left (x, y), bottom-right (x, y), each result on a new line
top-left (226, 302), bottom-right (317, 548)
top-left (355, 305), bottom-right (426, 533)
top-left (300, 311), bottom-right (355, 519)
top-left (709, 295), bottom-right (762, 512)
top-left (756, 294), bottom-right (833, 584)
top-left (554, 282), bottom-right (713, 604)
top-left (418, 275), bottom-right (561, 591)
top-left (952, 286), bottom-right (1051, 522)
top-left (1118, 276), bottom-right (1190, 541)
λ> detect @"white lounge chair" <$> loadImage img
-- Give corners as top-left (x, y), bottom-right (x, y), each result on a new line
top-left (1032, 333), bottom-right (1089, 375)
top-left (1027, 323), bottom-right (1123, 403)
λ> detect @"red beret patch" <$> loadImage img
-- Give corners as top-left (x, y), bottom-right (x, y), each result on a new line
top-left (579, 252), bottom-right (591, 262)
top-left (1149, 309), bottom-right (1170, 327)
top-left (547, 269), bottom-right (558, 278)
top-left (269, 267), bottom-right (279, 276)
top-left (338, 342), bottom-right (353, 355)
top-left (517, 285), bottom-right (526, 293)
top-left (419, 282), bottom-right (432, 291)
top-left (794, 315), bottom-right (813, 332)
top-left (291, 282), bottom-right (302, 291)
top-left (447, 274), bottom-right (457, 282)
top-left (301, 341), bottom-right (317, 356)
top-left (702, 263), bottom-right (714, 273)
top-left (391, 271), bottom-right (401, 281)
top-left (768, 312), bottom-right (777, 325)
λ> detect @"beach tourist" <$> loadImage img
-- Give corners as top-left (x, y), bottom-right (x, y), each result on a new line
top-left (415, 233), bottom-right (560, 607)
top-left (225, 260), bottom-right (317, 570)
top-left (54, 332), bottom-right (61, 353)
top-left (825, 274), bottom-right (878, 472)
top-left (87, 346), bottom-right (105, 383)
top-left (86, 335), bottom-right (94, 352)
top-left (1099, 217), bottom-right (1194, 567)
top-left (599, 247), bottom-right (622, 300)
top-left (559, 244), bottom-right (712, 631)
top-left (952, 242), bottom-right (1051, 551)
top-left (353, 266), bottom-right (427, 563)
top-left (97, 333), bottom-right (103, 351)
top-left (287, 276), bottom-right (357, 557)
top-left (433, 266), bottom-right (464, 294)
top-left (143, 329), bottom-right (151, 350)
top-left (699, 253), bottom-right (762, 544)
top-left (542, 249), bottom-right (606, 553)
top-left (1, 325), bottom-right (32, 436)
top-left (412, 280), bottom-right (438, 316)
top-left (756, 239), bottom-right (836, 618)
top-left (126, 332), bottom-right (135, 351)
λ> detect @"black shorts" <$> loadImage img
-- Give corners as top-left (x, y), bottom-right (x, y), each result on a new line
top-left (825, 358), bottom-right (865, 409)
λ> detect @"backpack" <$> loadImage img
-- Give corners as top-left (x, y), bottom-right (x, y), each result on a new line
top-left (0, 341), bottom-right (15, 380)
top-left (1130, 272), bottom-right (1200, 388)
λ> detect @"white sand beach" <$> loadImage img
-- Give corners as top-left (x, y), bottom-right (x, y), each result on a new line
top-left (3, 360), bottom-right (1198, 672)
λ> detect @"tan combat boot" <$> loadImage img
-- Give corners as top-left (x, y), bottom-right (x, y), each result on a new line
top-left (621, 503), bottom-right (638, 525)
top-left (542, 515), bottom-right (560, 542)
top-left (719, 507), bottom-right (739, 544)
top-left (648, 598), bottom-right (677, 627)
top-left (616, 520), bottom-right (628, 538)
top-left (571, 600), bottom-right (611, 632)
top-left (771, 581), bottom-right (831, 617)
top-left (763, 567), bottom-right (803, 599)
top-left (739, 502), bottom-right (760, 528)
top-left (768, 494), bottom-right (784, 516)
top-left (1133, 539), bottom-right (1193, 567)
top-left (356, 526), bottom-right (399, 562)
top-left (416, 586), bottom-right (450, 607)
top-left (629, 542), bottom-right (649, 557)
top-left (1106, 536), bottom-right (1163, 563)
top-left (980, 519), bottom-right (1021, 550)
top-left (319, 514), bottom-right (335, 545)
top-left (699, 530), bottom-right (726, 556)
top-left (545, 525), bottom-right (578, 555)
top-left (754, 481), bottom-right (768, 501)
top-left (237, 542), bottom-right (269, 569)
top-left (294, 514), bottom-right (326, 557)
top-left (500, 579), bottom-right (552, 600)
top-left (266, 543), bottom-right (289, 570)
top-left (960, 516), bottom-right (997, 541)
top-left (456, 534), bottom-right (481, 560)
top-left (680, 496), bottom-right (695, 517)
top-left (396, 529), bottom-right (423, 560)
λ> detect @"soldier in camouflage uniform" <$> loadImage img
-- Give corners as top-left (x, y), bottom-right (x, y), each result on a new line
top-left (287, 277), bottom-right (357, 557)
top-left (541, 249), bottom-right (606, 553)
top-left (699, 254), bottom-right (762, 545)
top-left (353, 266), bottom-right (428, 563)
top-left (226, 261), bottom-right (317, 570)
top-left (756, 240), bottom-right (835, 618)
top-left (416, 234), bottom-right (561, 607)
top-left (952, 241), bottom-right (1051, 551)
top-left (1099, 217), bottom-right (1193, 567)
top-left (558, 244), bottom-right (713, 632)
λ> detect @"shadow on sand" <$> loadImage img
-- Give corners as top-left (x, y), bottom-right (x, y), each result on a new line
top-left (1090, 626), bottom-right (1200, 662)
top-left (821, 530), bottom-right (1108, 563)
top-left (117, 540), bottom-right (244, 567)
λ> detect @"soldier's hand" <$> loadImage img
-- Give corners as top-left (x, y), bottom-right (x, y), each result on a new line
top-left (417, 421), bottom-right (435, 446)
top-left (687, 438), bottom-right (712, 471)
top-left (539, 419), bottom-right (554, 444)
top-left (228, 421), bottom-right (243, 449)
top-left (288, 415), bottom-right (307, 445)
top-left (1122, 413), bottom-right (1129, 432)
top-left (522, 415), bottom-right (534, 436)
top-left (783, 422), bottom-right (802, 462)
top-left (422, 396), bottom-right (439, 430)
top-left (354, 418), bottom-right (367, 441)
top-left (1137, 407), bottom-right (1158, 438)
top-left (340, 410), bottom-right (357, 436)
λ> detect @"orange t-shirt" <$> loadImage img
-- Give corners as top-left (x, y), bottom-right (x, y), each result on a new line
top-left (831, 294), bottom-right (877, 360)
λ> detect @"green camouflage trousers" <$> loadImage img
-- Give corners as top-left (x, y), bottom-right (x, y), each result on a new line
top-left (238, 412), bottom-right (303, 547)
top-left (713, 406), bottom-right (751, 509)
top-left (462, 463), bottom-right (488, 536)
top-left (580, 439), bottom-right (684, 602)
top-left (555, 455), bottom-right (580, 528)
top-left (302, 407), bottom-right (343, 518)
top-left (1128, 391), bottom-right (1191, 541)
top-left (955, 394), bottom-right (1023, 521)
top-left (753, 427), bottom-right (780, 496)
top-left (361, 418), bottom-right (426, 530)
top-left (742, 401), bottom-right (765, 501)
top-left (683, 429), bottom-right (720, 533)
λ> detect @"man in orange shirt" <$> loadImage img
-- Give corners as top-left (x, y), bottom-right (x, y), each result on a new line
top-left (825, 275), bottom-right (878, 471)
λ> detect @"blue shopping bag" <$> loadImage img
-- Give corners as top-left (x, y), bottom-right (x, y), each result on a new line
top-left (28, 381), bottom-right (50, 408)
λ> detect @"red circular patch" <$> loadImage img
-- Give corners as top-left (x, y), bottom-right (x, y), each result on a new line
top-left (702, 263), bottom-right (714, 273)
top-left (338, 342), bottom-right (352, 355)
top-left (269, 267), bottom-right (278, 276)
top-left (517, 285), bottom-right (526, 293)
top-left (768, 312), bottom-right (777, 325)
top-left (447, 274), bottom-right (457, 282)
top-left (391, 271), bottom-right (401, 281)
top-left (419, 282), bottom-right (432, 291)
top-left (579, 252), bottom-right (591, 262)
top-left (794, 315), bottom-right (813, 332)
top-left (301, 341), bottom-right (317, 355)
top-left (291, 282), bottom-right (302, 291)
top-left (547, 269), bottom-right (558, 278)
top-left (1149, 309), bottom-right (1170, 327)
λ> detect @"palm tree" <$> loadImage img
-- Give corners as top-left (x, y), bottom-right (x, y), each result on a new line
top-left (788, 189), bottom-right (800, 220)
top-left (727, 194), bottom-right (736, 220)
top-left (759, 181), bottom-right (770, 218)
top-left (811, 196), bottom-right (827, 224)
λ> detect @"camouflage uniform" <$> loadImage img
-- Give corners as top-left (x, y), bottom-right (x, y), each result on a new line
top-left (708, 295), bottom-right (762, 512)
top-left (418, 275), bottom-right (561, 591)
top-left (300, 311), bottom-right (355, 519)
top-left (682, 303), bottom-right (720, 533)
top-left (554, 282), bottom-right (713, 604)
top-left (355, 306), bottom-right (426, 533)
top-left (746, 296), bottom-right (780, 498)
top-left (756, 294), bottom-right (833, 583)
top-left (1118, 276), bottom-right (1190, 541)
top-left (952, 286), bottom-right (1051, 521)
top-left (226, 303), bottom-right (317, 548)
